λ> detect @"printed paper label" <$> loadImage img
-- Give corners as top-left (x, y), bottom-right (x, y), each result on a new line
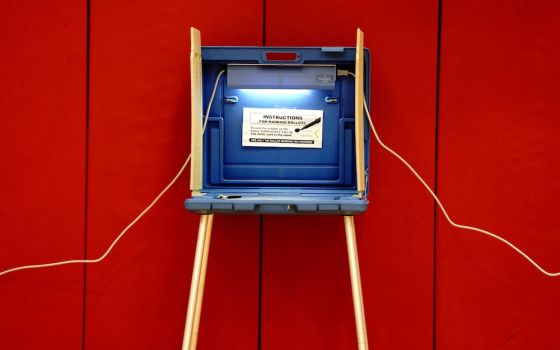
top-left (242, 108), bottom-right (323, 148)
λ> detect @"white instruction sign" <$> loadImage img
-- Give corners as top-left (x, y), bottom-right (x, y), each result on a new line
top-left (242, 108), bottom-right (323, 148)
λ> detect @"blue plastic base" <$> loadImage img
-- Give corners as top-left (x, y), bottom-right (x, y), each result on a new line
top-left (185, 195), bottom-right (367, 215)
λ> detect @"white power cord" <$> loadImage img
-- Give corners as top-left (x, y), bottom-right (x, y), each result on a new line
top-left (0, 154), bottom-right (192, 278)
top-left (1, 68), bottom-right (558, 278)
top-left (0, 70), bottom-right (225, 278)
top-left (203, 70), bottom-right (225, 133)
top-left (345, 70), bottom-right (560, 277)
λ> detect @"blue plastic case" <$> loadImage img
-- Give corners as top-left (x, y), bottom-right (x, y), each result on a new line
top-left (185, 46), bottom-right (370, 215)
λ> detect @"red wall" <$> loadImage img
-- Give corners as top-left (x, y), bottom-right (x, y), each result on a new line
top-left (436, 1), bottom-right (560, 349)
top-left (0, 1), bottom-right (87, 348)
top-left (1, 0), bottom-right (560, 349)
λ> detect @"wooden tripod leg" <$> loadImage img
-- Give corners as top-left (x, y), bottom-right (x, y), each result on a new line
top-left (344, 216), bottom-right (369, 350)
top-left (190, 214), bottom-right (214, 349)
top-left (182, 214), bottom-right (214, 350)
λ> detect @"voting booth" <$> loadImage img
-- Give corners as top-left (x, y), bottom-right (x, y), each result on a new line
top-left (182, 28), bottom-right (370, 350)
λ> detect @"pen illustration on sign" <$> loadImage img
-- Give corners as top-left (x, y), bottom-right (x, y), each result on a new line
top-left (295, 117), bottom-right (322, 132)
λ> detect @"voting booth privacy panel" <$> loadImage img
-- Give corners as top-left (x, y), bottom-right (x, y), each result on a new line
top-left (181, 28), bottom-right (372, 350)
top-left (185, 29), bottom-right (370, 215)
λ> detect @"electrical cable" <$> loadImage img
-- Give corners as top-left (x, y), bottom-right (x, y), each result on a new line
top-left (345, 70), bottom-right (560, 277)
top-left (0, 71), bottom-right (224, 278)
top-left (0, 154), bottom-right (191, 278)
top-left (203, 70), bottom-right (225, 133)
top-left (2, 67), bottom-right (558, 278)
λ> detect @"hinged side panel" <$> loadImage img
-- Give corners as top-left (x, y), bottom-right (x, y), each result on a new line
top-left (354, 28), bottom-right (366, 197)
top-left (190, 27), bottom-right (203, 194)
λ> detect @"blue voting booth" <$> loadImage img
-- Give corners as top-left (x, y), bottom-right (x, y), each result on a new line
top-left (182, 28), bottom-right (370, 350)
top-left (185, 45), bottom-right (370, 214)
